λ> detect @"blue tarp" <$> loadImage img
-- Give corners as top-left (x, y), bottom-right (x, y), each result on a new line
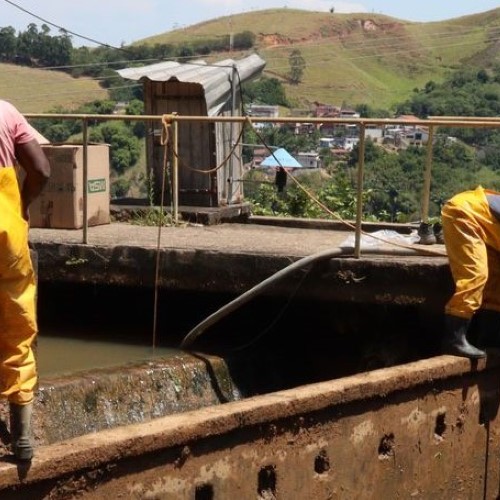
top-left (260, 148), bottom-right (303, 169)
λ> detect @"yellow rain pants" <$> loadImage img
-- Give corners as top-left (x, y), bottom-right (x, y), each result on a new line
top-left (442, 186), bottom-right (500, 319)
top-left (0, 166), bottom-right (37, 405)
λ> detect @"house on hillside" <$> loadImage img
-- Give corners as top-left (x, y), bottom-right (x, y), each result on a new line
top-left (313, 102), bottom-right (342, 136)
top-left (248, 104), bottom-right (279, 118)
top-left (342, 137), bottom-right (360, 151)
top-left (312, 102), bottom-right (341, 118)
top-left (396, 115), bottom-right (429, 145)
top-left (247, 104), bottom-right (279, 130)
top-left (340, 108), bottom-right (360, 119)
top-left (259, 148), bottom-right (303, 170)
top-left (117, 54), bottom-right (266, 210)
top-left (296, 151), bottom-right (321, 169)
top-left (294, 122), bottom-right (316, 135)
top-left (384, 115), bottom-right (429, 147)
top-left (250, 147), bottom-right (272, 168)
top-left (365, 124), bottom-right (383, 142)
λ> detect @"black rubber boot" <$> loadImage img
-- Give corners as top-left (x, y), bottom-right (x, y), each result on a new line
top-left (10, 402), bottom-right (34, 461)
top-left (417, 222), bottom-right (436, 245)
top-left (433, 223), bottom-right (445, 244)
top-left (475, 309), bottom-right (500, 348)
top-left (442, 314), bottom-right (486, 359)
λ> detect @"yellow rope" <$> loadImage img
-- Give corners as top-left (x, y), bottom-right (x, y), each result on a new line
top-left (151, 114), bottom-right (177, 349)
top-left (164, 115), bottom-right (246, 175)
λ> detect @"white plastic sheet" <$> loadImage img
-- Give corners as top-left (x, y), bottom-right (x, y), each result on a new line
top-left (340, 229), bottom-right (419, 249)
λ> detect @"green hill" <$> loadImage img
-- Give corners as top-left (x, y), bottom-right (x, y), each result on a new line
top-left (138, 8), bottom-right (500, 110)
top-left (0, 63), bottom-right (107, 113)
top-left (1, 8), bottom-right (499, 113)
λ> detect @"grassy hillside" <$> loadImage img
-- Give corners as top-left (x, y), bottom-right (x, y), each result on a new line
top-left (139, 8), bottom-right (500, 110)
top-left (0, 63), bottom-right (107, 113)
top-left (1, 8), bottom-right (499, 113)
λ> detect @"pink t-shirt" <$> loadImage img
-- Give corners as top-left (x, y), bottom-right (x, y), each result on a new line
top-left (0, 100), bottom-right (34, 168)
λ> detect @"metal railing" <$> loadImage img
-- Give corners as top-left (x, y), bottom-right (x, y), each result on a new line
top-left (25, 112), bottom-right (500, 255)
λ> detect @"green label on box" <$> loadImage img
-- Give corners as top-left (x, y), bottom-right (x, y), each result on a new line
top-left (88, 178), bottom-right (106, 193)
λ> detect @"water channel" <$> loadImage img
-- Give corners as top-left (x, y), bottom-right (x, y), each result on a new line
top-left (35, 280), bottom-right (441, 389)
top-left (35, 283), bottom-right (219, 377)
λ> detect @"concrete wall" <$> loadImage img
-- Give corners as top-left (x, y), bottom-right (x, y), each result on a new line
top-left (0, 353), bottom-right (241, 449)
top-left (1, 355), bottom-right (500, 498)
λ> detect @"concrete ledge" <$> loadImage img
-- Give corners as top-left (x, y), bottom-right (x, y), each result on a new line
top-left (0, 354), bottom-right (497, 493)
top-left (30, 221), bottom-right (449, 304)
top-left (249, 215), bottom-right (414, 233)
top-left (32, 241), bottom-right (451, 306)
top-left (0, 353), bottom-right (241, 451)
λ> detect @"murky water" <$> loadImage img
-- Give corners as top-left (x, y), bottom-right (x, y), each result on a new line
top-left (35, 284), bottom-right (214, 378)
top-left (36, 335), bottom-right (179, 377)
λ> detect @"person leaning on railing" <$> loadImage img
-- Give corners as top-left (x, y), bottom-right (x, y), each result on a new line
top-left (0, 99), bottom-right (50, 461)
top-left (441, 186), bottom-right (500, 359)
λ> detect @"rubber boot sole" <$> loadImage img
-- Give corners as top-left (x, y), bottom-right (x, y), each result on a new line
top-left (13, 436), bottom-right (33, 461)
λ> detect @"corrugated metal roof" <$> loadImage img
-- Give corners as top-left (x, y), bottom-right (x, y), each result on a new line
top-left (117, 54), bottom-right (266, 116)
top-left (260, 148), bottom-right (303, 169)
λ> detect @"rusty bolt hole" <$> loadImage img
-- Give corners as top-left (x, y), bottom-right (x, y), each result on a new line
top-left (258, 465), bottom-right (277, 499)
top-left (435, 412), bottom-right (446, 438)
top-left (314, 449), bottom-right (330, 474)
top-left (195, 483), bottom-right (214, 500)
top-left (378, 433), bottom-right (395, 459)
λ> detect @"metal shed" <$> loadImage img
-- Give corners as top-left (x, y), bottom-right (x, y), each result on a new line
top-left (117, 54), bottom-right (266, 208)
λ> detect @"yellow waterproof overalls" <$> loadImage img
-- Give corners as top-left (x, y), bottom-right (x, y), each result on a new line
top-left (0, 166), bottom-right (37, 405)
top-left (442, 186), bottom-right (500, 319)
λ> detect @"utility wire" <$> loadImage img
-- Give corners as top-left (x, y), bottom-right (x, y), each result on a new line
top-left (2, 0), bottom-right (132, 52)
top-left (3, 0), bottom-right (497, 63)
top-left (0, 31), bottom-right (497, 96)
top-left (0, 27), bottom-right (496, 80)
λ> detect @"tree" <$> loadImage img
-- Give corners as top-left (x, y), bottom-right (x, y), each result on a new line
top-left (233, 31), bottom-right (256, 49)
top-left (355, 103), bottom-right (390, 118)
top-left (0, 26), bottom-right (17, 61)
top-left (89, 121), bottom-right (141, 174)
top-left (16, 23), bottom-right (39, 65)
top-left (242, 77), bottom-right (289, 107)
top-left (288, 49), bottom-right (306, 84)
top-left (126, 99), bottom-right (146, 138)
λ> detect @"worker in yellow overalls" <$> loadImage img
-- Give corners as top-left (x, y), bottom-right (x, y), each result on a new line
top-left (0, 100), bottom-right (50, 460)
top-left (441, 186), bottom-right (500, 359)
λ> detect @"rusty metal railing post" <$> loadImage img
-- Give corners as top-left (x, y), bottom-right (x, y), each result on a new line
top-left (420, 125), bottom-right (435, 224)
top-left (172, 115), bottom-right (179, 223)
top-left (354, 123), bottom-right (366, 258)
top-left (228, 63), bottom-right (238, 204)
top-left (82, 117), bottom-right (89, 244)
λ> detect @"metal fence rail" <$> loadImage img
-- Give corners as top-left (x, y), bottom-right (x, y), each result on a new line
top-left (25, 112), bottom-right (500, 253)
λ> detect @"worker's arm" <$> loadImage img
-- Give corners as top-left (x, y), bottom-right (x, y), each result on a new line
top-left (15, 139), bottom-right (51, 221)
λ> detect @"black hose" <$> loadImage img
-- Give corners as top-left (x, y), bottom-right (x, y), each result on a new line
top-left (180, 245), bottom-right (440, 349)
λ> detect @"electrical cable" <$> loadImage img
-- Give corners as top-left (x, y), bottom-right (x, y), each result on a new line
top-left (2, 0), bottom-right (131, 52)
top-left (0, 23), bottom-right (497, 98)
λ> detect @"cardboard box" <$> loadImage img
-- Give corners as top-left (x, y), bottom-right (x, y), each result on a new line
top-left (30, 144), bottom-right (110, 229)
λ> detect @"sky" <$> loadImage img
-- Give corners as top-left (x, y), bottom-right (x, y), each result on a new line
top-left (2, 0), bottom-right (499, 48)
